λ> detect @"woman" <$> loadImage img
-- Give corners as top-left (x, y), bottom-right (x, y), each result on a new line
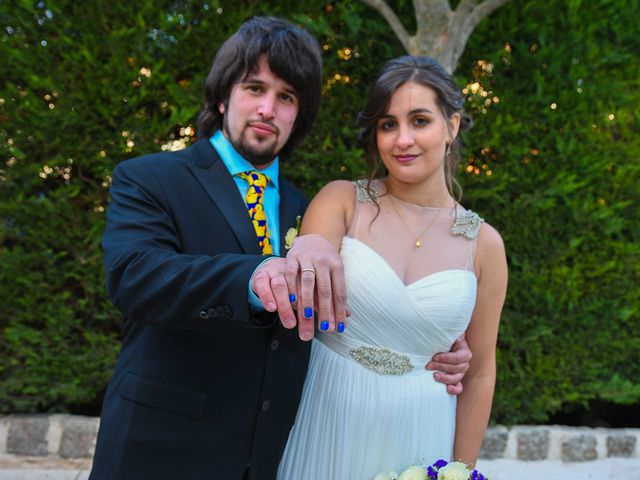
top-left (278, 56), bottom-right (508, 479)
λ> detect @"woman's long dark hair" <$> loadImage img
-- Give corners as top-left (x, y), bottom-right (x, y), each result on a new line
top-left (197, 16), bottom-right (323, 159)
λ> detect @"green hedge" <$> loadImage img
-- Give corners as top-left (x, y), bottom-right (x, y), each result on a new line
top-left (1, 0), bottom-right (638, 424)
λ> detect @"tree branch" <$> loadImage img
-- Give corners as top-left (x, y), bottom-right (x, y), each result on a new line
top-left (358, 0), bottom-right (412, 53)
top-left (465, 0), bottom-right (511, 32)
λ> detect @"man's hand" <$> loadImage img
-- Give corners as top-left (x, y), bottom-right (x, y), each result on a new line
top-left (251, 257), bottom-right (297, 329)
top-left (285, 234), bottom-right (348, 341)
top-left (426, 334), bottom-right (472, 395)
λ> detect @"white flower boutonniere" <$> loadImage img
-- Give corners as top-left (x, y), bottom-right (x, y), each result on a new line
top-left (284, 215), bottom-right (302, 250)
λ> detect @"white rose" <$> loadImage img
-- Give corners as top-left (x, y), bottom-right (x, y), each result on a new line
top-left (437, 461), bottom-right (470, 480)
top-left (398, 465), bottom-right (427, 480)
top-left (374, 474), bottom-right (392, 480)
top-left (373, 470), bottom-right (400, 480)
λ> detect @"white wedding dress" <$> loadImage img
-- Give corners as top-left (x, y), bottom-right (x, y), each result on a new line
top-left (277, 180), bottom-right (482, 480)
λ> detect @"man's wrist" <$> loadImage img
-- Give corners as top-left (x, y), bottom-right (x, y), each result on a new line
top-left (248, 256), bottom-right (278, 309)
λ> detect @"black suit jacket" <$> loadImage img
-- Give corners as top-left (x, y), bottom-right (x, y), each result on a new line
top-left (89, 139), bottom-right (311, 480)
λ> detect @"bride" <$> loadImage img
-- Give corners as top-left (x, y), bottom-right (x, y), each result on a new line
top-left (278, 56), bottom-right (508, 479)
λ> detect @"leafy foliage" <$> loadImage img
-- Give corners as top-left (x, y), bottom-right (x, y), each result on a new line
top-left (1, 0), bottom-right (638, 424)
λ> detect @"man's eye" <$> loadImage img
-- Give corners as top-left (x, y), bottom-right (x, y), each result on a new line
top-left (280, 93), bottom-right (297, 104)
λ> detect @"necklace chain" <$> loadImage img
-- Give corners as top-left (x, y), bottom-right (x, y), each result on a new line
top-left (388, 195), bottom-right (442, 248)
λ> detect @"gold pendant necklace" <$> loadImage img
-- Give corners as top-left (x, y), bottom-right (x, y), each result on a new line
top-left (388, 195), bottom-right (442, 248)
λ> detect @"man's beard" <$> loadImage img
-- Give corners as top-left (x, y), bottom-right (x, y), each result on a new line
top-left (223, 118), bottom-right (278, 166)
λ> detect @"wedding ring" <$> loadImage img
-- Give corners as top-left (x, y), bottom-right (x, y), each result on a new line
top-left (300, 267), bottom-right (316, 275)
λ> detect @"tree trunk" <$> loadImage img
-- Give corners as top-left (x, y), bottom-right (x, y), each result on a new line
top-left (359, 0), bottom-right (511, 73)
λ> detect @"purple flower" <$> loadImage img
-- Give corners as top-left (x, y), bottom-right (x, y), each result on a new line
top-left (434, 459), bottom-right (448, 468)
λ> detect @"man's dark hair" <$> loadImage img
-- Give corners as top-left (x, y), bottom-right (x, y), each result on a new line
top-left (197, 16), bottom-right (323, 159)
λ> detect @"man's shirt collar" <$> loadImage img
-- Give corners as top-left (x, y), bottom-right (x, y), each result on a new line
top-left (210, 130), bottom-right (280, 190)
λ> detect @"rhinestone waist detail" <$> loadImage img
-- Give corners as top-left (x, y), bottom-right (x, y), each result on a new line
top-left (316, 335), bottom-right (432, 377)
top-left (349, 345), bottom-right (413, 375)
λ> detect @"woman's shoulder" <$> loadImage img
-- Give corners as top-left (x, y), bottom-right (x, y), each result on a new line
top-left (309, 180), bottom-right (357, 212)
top-left (315, 179), bottom-right (357, 200)
top-left (476, 220), bottom-right (506, 263)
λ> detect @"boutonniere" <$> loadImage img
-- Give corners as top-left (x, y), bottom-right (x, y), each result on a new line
top-left (284, 215), bottom-right (302, 250)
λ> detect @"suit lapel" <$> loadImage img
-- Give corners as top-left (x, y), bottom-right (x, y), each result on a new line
top-left (278, 177), bottom-right (304, 254)
top-left (187, 140), bottom-right (261, 255)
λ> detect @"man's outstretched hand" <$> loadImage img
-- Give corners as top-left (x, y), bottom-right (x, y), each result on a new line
top-left (251, 234), bottom-right (348, 341)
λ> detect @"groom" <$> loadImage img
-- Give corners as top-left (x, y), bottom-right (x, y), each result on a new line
top-left (89, 16), bottom-right (471, 480)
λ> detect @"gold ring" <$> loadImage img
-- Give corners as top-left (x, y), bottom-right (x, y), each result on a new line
top-left (300, 267), bottom-right (316, 275)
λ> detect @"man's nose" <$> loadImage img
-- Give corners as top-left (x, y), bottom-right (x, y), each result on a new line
top-left (258, 93), bottom-right (276, 120)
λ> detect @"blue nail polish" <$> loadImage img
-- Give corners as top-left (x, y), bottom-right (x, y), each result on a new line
top-left (304, 307), bottom-right (313, 319)
top-left (337, 322), bottom-right (345, 333)
top-left (320, 321), bottom-right (329, 331)
top-left (289, 293), bottom-right (296, 303)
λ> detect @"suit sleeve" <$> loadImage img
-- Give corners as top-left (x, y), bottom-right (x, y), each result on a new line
top-left (102, 159), bottom-right (274, 330)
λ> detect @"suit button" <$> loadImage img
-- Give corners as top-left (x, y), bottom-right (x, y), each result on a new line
top-left (261, 400), bottom-right (271, 412)
top-left (198, 310), bottom-right (209, 319)
top-left (270, 340), bottom-right (279, 351)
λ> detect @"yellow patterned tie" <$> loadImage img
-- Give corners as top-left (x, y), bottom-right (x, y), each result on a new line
top-left (237, 171), bottom-right (273, 255)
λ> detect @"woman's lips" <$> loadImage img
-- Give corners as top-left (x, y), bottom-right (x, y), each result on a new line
top-left (394, 154), bottom-right (418, 163)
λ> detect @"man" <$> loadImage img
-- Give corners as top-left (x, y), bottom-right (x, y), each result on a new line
top-left (90, 16), bottom-right (470, 480)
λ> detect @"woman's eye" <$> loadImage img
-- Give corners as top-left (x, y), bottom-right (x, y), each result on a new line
top-left (379, 120), bottom-right (396, 130)
top-left (414, 116), bottom-right (429, 126)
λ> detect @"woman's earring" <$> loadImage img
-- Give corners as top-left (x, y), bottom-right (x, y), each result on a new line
top-left (445, 143), bottom-right (451, 157)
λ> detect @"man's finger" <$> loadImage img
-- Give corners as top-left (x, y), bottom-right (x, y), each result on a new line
top-left (446, 383), bottom-right (464, 395)
top-left (314, 261), bottom-right (334, 332)
top-left (252, 270), bottom-right (277, 312)
top-left (297, 267), bottom-right (315, 341)
top-left (432, 371), bottom-right (465, 385)
top-left (270, 273), bottom-right (296, 329)
top-left (426, 359), bottom-right (469, 374)
top-left (330, 260), bottom-right (347, 333)
top-left (284, 256), bottom-right (300, 305)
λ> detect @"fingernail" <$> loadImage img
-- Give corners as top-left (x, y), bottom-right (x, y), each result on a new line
top-left (320, 321), bottom-right (329, 331)
top-left (289, 293), bottom-right (296, 303)
top-left (337, 322), bottom-right (345, 333)
top-left (266, 302), bottom-right (276, 311)
top-left (304, 307), bottom-right (313, 319)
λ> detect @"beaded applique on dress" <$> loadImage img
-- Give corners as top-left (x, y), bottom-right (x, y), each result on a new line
top-left (353, 179), bottom-right (382, 205)
top-left (451, 211), bottom-right (484, 239)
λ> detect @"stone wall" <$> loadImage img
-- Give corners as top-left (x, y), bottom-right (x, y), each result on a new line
top-left (0, 415), bottom-right (638, 463)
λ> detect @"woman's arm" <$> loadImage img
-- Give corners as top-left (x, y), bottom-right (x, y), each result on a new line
top-left (299, 180), bottom-right (355, 247)
top-left (453, 222), bottom-right (508, 466)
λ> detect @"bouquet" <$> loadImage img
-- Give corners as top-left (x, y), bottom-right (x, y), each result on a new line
top-left (374, 459), bottom-right (487, 480)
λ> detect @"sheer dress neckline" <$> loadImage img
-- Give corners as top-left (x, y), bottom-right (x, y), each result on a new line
top-left (348, 179), bottom-right (483, 285)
